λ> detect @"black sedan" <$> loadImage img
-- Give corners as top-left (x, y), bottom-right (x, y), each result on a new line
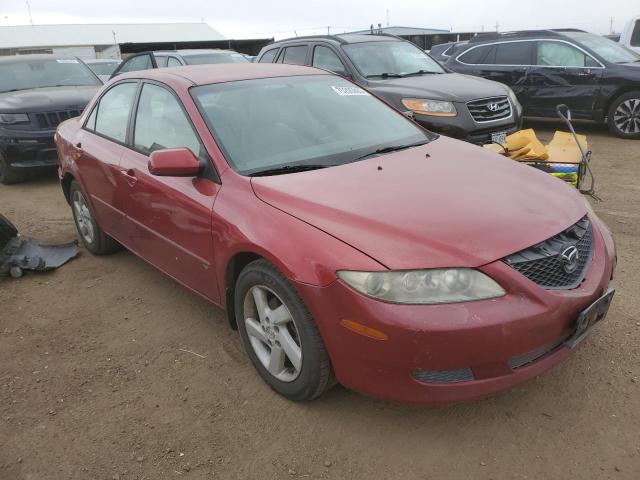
top-left (445, 29), bottom-right (640, 138)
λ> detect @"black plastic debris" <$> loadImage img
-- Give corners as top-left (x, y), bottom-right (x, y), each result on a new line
top-left (0, 215), bottom-right (79, 279)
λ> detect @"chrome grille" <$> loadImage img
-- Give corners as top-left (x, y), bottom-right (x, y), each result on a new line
top-left (467, 96), bottom-right (511, 122)
top-left (503, 216), bottom-right (593, 290)
top-left (33, 110), bottom-right (82, 129)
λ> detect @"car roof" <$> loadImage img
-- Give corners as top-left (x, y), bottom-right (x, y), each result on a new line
top-left (150, 49), bottom-right (238, 56)
top-left (0, 53), bottom-right (77, 63)
top-left (116, 63), bottom-right (330, 86)
top-left (268, 33), bottom-right (403, 47)
top-left (84, 58), bottom-right (120, 63)
top-left (467, 28), bottom-right (586, 44)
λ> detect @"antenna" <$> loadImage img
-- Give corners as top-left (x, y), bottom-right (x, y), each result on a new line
top-left (25, 0), bottom-right (33, 25)
top-left (386, 9), bottom-right (390, 27)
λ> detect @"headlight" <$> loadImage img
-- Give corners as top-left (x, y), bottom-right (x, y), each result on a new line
top-left (337, 269), bottom-right (505, 304)
top-left (401, 98), bottom-right (457, 117)
top-left (506, 88), bottom-right (521, 109)
top-left (0, 113), bottom-right (30, 125)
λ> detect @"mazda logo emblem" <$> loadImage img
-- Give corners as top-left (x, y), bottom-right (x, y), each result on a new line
top-left (560, 245), bottom-right (580, 274)
top-left (487, 103), bottom-right (499, 112)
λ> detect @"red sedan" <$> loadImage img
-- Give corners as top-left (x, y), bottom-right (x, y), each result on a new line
top-left (55, 64), bottom-right (616, 405)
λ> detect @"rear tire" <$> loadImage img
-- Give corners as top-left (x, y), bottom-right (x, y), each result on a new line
top-left (606, 91), bottom-right (640, 139)
top-left (69, 180), bottom-right (120, 255)
top-left (0, 153), bottom-right (24, 185)
top-left (234, 259), bottom-right (335, 401)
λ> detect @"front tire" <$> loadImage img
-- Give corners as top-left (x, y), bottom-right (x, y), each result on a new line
top-left (234, 259), bottom-right (334, 401)
top-left (69, 180), bottom-right (120, 255)
top-left (606, 91), bottom-right (640, 139)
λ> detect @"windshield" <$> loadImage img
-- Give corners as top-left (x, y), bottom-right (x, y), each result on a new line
top-left (0, 57), bottom-right (101, 93)
top-left (564, 32), bottom-right (640, 63)
top-left (342, 41), bottom-right (445, 77)
top-left (86, 62), bottom-right (119, 75)
top-left (183, 52), bottom-right (249, 65)
top-left (192, 75), bottom-right (431, 175)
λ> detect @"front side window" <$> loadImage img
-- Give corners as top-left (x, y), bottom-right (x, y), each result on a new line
top-left (89, 82), bottom-right (138, 142)
top-left (312, 46), bottom-right (347, 74)
top-left (154, 55), bottom-right (169, 68)
top-left (192, 75), bottom-right (431, 175)
top-left (281, 46), bottom-right (308, 65)
top-left (0, 57), bottom-right (101, 93)
top-left (119, 54), bottom-right (153, 73)
top-left (133, 83), bottom-right (200, 155)
top-left (167, 57), bottom-right (182, 67)
top-left (537, 41), bottom-right (592, 67)
top-left (343, 41), bottom-right (444, 77)
top-left (258, 48), bottom-right (279, 63)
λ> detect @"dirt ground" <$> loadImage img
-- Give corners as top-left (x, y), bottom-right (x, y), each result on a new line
top-left (1, 119), bottom-right (639, 480)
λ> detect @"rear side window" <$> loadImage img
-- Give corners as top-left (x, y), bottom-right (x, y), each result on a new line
top-left (167, 57), bottom-right (182, 67)
top-left (537, 41), bottom-right (590, 67)
top-left (88, 82), bottom-right (138, 142)
top-left (259, 48), bottom-right (278, 63)
top-left (155, 56), bottom-right (169, 68)
top-left (281, 46), bottom-right (308, 65)
top-left (632, 20), bottom-right (640, 47)
top-left (494, 42), bottom-right (534, 65)
top-left (312, 46), bottom-right (347, 74)
top-left (458, 44), bottom-right (495, 64)
top-left (119, 54), bottom-right (153, 73)
top-left (133, 83), bottom-right (200, 156)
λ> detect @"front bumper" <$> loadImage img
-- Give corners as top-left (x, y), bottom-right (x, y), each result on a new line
top-left (414, 101), bottom-right (523, 145)
top-left (295, 216), bottom-right (616, 405)
top-left (0, 128), bottom-right (59, 169)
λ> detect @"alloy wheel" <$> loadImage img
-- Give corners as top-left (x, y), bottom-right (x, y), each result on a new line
top-left (613, 98), bottom-right (640, 134)
top-left (243, 285), bottom-right (302, 382)
top-left (72, 190), bottom-right (95, 244)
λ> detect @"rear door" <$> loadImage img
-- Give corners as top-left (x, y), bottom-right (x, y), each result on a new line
top-left (118, 81), bottom-right (220, 301)
top-left (73, 81), bottom-right (139, 238)
top-left (526, 40), bottom-right (603, 117)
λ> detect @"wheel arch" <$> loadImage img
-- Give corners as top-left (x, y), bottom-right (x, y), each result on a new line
top-left (224, 251), bottom-right (263, 330)
top-left (602, 87), bottom-right (640, 122)
top-left (61, 171), bottom-right (76, 205)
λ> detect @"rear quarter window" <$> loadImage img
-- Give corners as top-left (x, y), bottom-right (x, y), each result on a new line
top-left (458, 44), bottom-right (495, 64)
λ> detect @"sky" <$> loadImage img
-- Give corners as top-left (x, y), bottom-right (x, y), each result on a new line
top-left (0, 0), bottom-right (637, 39)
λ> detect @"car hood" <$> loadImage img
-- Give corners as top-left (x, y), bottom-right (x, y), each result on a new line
top-left (366, 73), bottom-right (509, 102)
top-left (0, 85), bottom-right (100, 113)
top-left (251, 136), bottom-right (587, 270)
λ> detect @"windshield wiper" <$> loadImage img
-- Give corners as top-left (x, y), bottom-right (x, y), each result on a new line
top-left (249, 164), bottom-right (332, 177)
top-left (401, 70), bottom-right (441, 77)
top-left (353, 141), bottom-right (430, 161)
top-left (366, 72), bottom-right (403, 78)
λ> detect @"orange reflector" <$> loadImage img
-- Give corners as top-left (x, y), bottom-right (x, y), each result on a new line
top-left (340, 319), bottom-right (388, 341)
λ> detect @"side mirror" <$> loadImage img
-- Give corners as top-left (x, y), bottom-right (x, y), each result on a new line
top-left (148, 148), bottom-right (201, 177)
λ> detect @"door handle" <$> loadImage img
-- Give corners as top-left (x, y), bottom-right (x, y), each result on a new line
top-left (120, 168), bottom-right (137, 186)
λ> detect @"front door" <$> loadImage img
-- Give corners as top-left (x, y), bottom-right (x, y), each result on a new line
top-left (526, 40), bottom-right (603, 118)
top-left (119, 81), bottom-right (220, 301)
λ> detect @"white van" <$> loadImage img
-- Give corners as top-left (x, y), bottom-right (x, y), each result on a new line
top-left (620, 16), bottom-right (640, 53)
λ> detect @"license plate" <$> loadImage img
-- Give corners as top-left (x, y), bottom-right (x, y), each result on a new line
top-left (491, 131), bottom-right (508, 145)
top-left (565, 288), bottom-right (615, 348)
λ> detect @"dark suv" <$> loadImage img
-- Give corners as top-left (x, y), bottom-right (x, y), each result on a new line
top-left (444, 29), bottom-right (640, 138)
top-left (256, 34), bottom-right (523, 144)
top-left (111, 49), bottom-right (248, 78)
top-left (0, 54), bottom-right (102, 184)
